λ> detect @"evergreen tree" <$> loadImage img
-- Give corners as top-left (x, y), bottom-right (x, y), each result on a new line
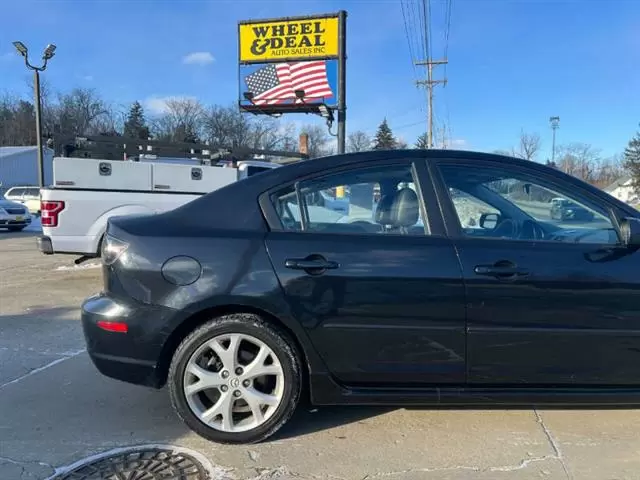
top-left (415, 133), bottom-right (429, 149)
top-left (123, 101), bottom-right (150, 139)
top-left (373, 118), bottom-right (397, 150)
top-left (624, 127), bottom-right (640, 191)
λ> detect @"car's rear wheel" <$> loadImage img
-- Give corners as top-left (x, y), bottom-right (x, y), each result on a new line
top-left (168, 314), bottom-right (301, 444)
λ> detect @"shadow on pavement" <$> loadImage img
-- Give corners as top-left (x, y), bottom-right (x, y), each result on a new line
top-left (273, 405), bottom-right (395, 441)
top-left (0, 229), bottom-right (40, 240)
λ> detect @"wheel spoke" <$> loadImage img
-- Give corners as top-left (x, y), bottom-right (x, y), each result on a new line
top-left (243, 386), bottom-right (279, 408)
top-left (244, 346), bottom-right (281, 379)
top-left (201, 391), bottom-right (235, 430)
top-left (209, 334), bottom-right (241, 371)
top-left (185, 363), bottom-right (224, 396)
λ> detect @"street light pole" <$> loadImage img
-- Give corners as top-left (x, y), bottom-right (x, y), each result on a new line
top-left (12, 41), bottom-right (56, 188)
top-left (549, 116), bottom-right (560, 164)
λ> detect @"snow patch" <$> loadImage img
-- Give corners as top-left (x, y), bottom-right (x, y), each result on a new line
top-left (54, 262), bottom-right (101, 271)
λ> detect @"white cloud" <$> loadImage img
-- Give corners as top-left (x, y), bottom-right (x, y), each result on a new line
top-left (182, 51), bottom-right (215, 66)
top-left (0, 52), bottom-right (16, 62)
top-left (83, 75), bottom-right (94, 81)
top-left (144, 95), bottom-right (197, 115)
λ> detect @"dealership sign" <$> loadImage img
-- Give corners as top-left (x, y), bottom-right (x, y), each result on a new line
top-left (239, 15), bottom-right (339, 63)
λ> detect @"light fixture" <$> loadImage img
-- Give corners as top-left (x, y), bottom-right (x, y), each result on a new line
top-left (12, 41), bottom-right (28, 57)
top-left (294, 89), bottom-right (305, 99)
top-left (43, 44), bottom-right (56, 60)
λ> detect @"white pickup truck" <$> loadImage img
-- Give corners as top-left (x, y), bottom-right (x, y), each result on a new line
top-left (37, 157), bottom-right (280, 261)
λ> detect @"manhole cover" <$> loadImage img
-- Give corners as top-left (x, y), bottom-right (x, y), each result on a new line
top-left (53, 447), bottom-right (210, 480)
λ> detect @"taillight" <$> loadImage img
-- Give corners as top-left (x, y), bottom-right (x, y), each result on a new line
top-left (41, 201), bottom-right (65, 227)
top-left (101, 233), bottom-right (129, 266)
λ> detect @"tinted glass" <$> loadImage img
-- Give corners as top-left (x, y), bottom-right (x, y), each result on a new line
top-left (439, 164), bottom-right (618, 245)
top-left (6, 188), bottom-right (25, 197)
top-left (272, 164), bottom-right (428, 235)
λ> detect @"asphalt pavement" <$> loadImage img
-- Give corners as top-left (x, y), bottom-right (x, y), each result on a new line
top-left (2, 231), bottom-right (640, 480)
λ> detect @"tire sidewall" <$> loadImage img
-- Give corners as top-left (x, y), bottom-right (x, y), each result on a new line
top-left (168, 315), bottom-right (301, 444)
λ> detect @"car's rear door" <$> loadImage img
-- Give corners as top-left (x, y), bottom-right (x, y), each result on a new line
top-left (431, 157), bottom-right (640, 386)
top-left (262, 157), bottom-right (467, 386)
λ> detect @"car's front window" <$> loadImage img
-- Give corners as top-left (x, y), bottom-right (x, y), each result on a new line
top-left (439, 164), bottom-right (619, 244)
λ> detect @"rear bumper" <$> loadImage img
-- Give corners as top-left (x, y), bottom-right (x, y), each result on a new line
top-left (37, 236), bottom-right (54, 254)
top-left (39, 233), bottom-right (101, 256)
top-left (81, 293), bottom-right (178, 388)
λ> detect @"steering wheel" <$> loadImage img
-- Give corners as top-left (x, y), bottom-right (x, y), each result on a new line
top-left (519, 219), bottom-right (545, 241)
top-left (492, 218), bottom-right (517, 238)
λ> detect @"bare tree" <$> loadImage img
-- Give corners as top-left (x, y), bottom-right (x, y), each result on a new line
top-left (512, 131), bottom-right (541, 161)
top-left (52, 88), bottom-right (111, 137)
top-left (347, 130), bottom-right (371, 152)
top-left (0, 94), bottom-right (37, 145)
top-left (201, 105), bottom-right (296, 151)
top-left (152, 98), bottom-right (204, 143)
top-left (556, 143), bottom-right (602, 183)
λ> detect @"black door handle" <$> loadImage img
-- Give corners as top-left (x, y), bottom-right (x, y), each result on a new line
top-left (474, 265), bottom-right (529, 278)
top-left (285, 258), bottom-right (339, 271)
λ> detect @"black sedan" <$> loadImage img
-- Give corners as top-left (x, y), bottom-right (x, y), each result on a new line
top-left (82, 149), bottom-right (640, 444)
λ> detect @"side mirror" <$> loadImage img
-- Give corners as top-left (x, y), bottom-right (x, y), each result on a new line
top-left (620, 217), bottom-right (640, 246)
top-left (479, 212), bottom-right (500, 229)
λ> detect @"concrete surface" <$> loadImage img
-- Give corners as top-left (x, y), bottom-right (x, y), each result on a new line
top-left (0, 231), bottom-right (639, 480)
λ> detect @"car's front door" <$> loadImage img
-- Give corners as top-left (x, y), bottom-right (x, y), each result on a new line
top-left (263, 160), bottom-right (467, 386)
top-left (433, 158), bottom-right (640, 386)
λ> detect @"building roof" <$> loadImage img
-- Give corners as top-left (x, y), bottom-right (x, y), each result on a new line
top-left (0, 146), bottom-right (55, 159)
top-left (605, 175), bottom-right (632, 192)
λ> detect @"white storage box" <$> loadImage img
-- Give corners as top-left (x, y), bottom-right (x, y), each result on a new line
top-left (151, 163), bottom-right (238, 194)
top-left (53, 157), bottom-right (152, 191)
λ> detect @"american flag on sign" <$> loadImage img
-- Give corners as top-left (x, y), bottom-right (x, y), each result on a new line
top-left (244, 61), bottom-right (333, 105)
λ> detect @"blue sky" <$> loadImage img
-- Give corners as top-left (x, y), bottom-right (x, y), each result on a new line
top-left (1, 0), bottom-right (638, 159)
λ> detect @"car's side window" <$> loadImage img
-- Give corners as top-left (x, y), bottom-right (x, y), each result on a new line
top-left (272, 164), bottom-right (428, 235)
top-left (438, 163), bottom-right (619, 245)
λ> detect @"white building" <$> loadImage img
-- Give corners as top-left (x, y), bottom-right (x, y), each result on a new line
top-left (604, 175), bottom-right (637, 204)
top-left (0, 146), bottom-right (54, 193)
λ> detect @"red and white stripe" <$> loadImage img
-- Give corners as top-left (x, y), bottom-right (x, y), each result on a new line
top-left (253, 61), bottom-right (333, 105)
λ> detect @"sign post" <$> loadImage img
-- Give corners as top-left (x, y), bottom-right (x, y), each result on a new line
top-left (337, 10), bottom-right (347, 154)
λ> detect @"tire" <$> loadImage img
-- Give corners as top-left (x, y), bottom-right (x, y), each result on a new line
top-left (8, 226), bottom-right (26, 232)
top-left (168, 313), bottom-right (302, 444)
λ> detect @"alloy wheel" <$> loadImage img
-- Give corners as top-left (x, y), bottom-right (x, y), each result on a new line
top-left (183, 333), bottom-right (285, 433)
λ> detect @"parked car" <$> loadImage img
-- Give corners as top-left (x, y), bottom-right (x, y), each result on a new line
top-left (82, 149), bottom-right (640, 444)
top-left (550, 197), bottom-right (595, 222)
top-left (4, 186), bottom-right (41, 215)
top-left (0, 193), bottom-right (32, 231)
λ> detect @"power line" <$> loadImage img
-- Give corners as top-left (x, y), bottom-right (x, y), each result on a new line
top-left (426, 0), bottom-right (433, 61)
top-left (443, 0), bottom-right (452, 78)
top-left (400, 0), bottom-right (418, 80)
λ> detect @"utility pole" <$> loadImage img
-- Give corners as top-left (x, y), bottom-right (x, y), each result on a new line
top-left (549, 116), bottom-right (560, 163)
top-left (416, 59), bottom-right (447, 148)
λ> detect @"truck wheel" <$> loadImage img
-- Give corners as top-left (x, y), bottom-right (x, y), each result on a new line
top-left (168, 313), bottom-right (302, 444)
